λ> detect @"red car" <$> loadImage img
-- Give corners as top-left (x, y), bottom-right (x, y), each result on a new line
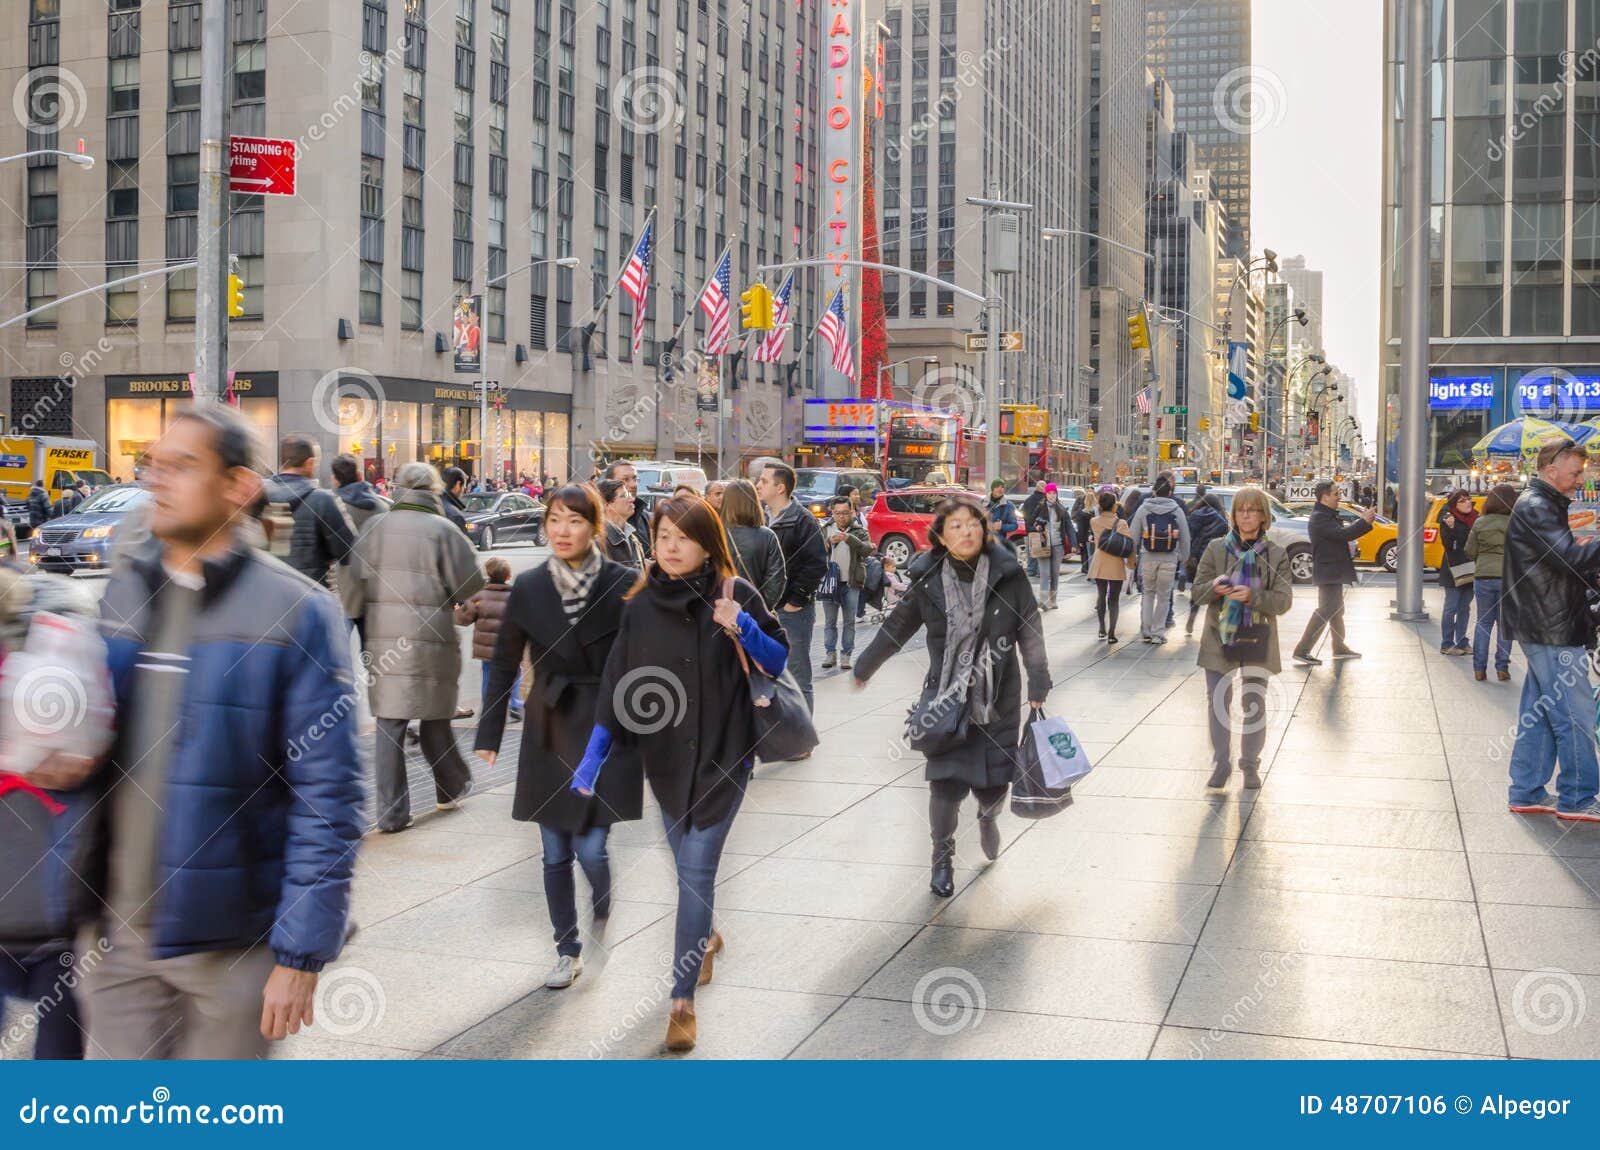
top-left (866, 488), bottom-right (1033, 567)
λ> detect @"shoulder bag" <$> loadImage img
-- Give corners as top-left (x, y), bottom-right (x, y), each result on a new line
top-left (1218, 541), bottom-right (1272, 662)
top-left (1096, 520), bottom-right (1135, 560)
top-left (722, 578), bottom-right (819, 763)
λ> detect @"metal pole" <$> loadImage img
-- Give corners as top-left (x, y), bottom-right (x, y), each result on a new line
top-left (985, 271), bottom-right (1001, 489)
top-left (194, 0), bottom-right (231, 405)
top-left (1395, 0), bottom-right (1432, 620)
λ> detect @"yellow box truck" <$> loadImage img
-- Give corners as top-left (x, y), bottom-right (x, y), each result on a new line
top-left (0, 438), bottom-right (114, 510)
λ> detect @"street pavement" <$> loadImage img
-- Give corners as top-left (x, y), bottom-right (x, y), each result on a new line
top-left (266, 568), bottom-right (1600, 1061)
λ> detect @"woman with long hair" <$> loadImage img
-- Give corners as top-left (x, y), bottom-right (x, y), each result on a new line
top-left (720, 478), bottom-right (787, 609)
top-left (1437, 488), bottom-right (1478, 655)
top-left (852, 498), bottom-right (1051, 898)
top-left (1086, 489), bottom-right (1136, 643)
top-left (571, 495), bottom-right (788, 1052)
top-left (1191, 487), bottom-right (1295, 791)
top-left (473, 485), bottom-right (641, 990)
top-left (1466, 483), bottom-right (1517, 681)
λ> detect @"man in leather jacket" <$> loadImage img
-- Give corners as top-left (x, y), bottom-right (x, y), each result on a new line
top-left (1503, 438), bottom-right (1600, 822)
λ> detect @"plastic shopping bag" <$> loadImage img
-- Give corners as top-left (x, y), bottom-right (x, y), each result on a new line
top-left (1010, 710), bottom-right (1083, 820)
top-left (0, 611), bottom-right (115, 776)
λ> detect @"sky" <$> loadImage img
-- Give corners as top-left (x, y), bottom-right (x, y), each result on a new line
top-left (1251, 0), bottom-right (1384, 441)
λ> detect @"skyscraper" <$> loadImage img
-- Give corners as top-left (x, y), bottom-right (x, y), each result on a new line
top-left (1144, 0), bottom-right (1253, 259)
top-left (1279, 254), bottom-right (1325, 356)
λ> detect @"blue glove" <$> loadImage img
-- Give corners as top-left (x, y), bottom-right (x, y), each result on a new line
top-left (570, 726), bottom-right (613, 794)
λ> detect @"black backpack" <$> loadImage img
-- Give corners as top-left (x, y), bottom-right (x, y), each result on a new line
top-left (861, 554), bottom-right (886, 609)
top-left (1142, 508), bottom-right (1181, 553)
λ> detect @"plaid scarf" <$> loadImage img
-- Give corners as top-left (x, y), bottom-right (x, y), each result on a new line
top-left (1217, 533), bottom-right (1265, 646)
top-left (548, 544), bottom-right (602, 621)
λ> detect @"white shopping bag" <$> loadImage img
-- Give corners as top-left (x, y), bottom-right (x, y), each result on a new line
top-left (0, 611), bottom-right (115, 776)
top-left (1028, 714), bottom-right (1094, 789)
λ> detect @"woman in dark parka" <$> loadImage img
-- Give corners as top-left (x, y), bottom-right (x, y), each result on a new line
top-left (474, 484), bottom-right (641, 992)
top-left (852, 497), bottom-right (1052, 899)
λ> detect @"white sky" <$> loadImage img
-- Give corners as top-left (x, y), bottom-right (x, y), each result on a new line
top-left (1251, 0), bottom-right (1383, 441)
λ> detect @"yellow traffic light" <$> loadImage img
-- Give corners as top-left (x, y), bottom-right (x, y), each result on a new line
top-left (1126, 310), bottom-right (1150, 351)
top-left (1249, 411), bottom-right (1260, 432)
top-left (1158, 440), bottom-right (1186, 462)
top-left (228, 273), bottom-right (246, 318)
top-left (740, 283), bottom-right (774, 330)
top-left (1197, 416), bottom-right (1210, 432)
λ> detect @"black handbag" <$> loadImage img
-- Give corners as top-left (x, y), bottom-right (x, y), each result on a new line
top-left (905, 685), bottom-right (971, 757)
top-left (1097, 522), bottom-right (1135, 559)
top-left (724, 578), bottom-right (819, 763)
top-left (1222, 621), bottom-right (1271, 661)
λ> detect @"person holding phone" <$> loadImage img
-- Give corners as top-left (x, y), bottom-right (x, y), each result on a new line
top-left (1292, 479), bottom-right (1375, 665)
top-left (1191, 487), bottom-right (1295, 791)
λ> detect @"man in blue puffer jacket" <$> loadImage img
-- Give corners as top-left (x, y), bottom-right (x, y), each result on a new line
top-left (75, 405), bottom-right (363, 1059)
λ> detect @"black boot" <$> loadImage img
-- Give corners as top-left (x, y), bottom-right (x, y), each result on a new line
top-left (930, 840), bottom-right (956, 897)
top-left (977, 799), bottom-right (1003, 861)
top-left (929, 791), bottom-right (959, 897)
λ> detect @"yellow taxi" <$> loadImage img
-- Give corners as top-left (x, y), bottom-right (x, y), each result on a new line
top-left (1422, 493), bottom-right (1488, 571)
top-left (1285, 496), bottom-right (1486, 571)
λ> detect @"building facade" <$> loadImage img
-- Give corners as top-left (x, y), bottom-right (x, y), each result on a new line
top-left (868, 0), bottom-right (1084, 454)
top-left (0, 0), bottom-right (822, 482)
top-left (1278, 253), bottom-right (1325, 356)
top-left (1380, 0), bottom-right (1600, 491)
top-left (1144, 0), bottom-right (1252, 260)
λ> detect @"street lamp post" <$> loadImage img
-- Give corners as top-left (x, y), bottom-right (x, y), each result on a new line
top-left (0, 149), bottom-right (94, 169)
top-left (968, 196), bottom-right (1034, 489)
top-left (484, 255), bottom-right (583, 481)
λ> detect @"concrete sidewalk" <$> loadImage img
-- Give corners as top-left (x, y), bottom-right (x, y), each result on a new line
top-left (274, 575), bottom-right (1600, 1059)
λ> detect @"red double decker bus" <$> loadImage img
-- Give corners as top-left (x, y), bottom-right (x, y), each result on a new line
top-left (883, 410), bottom-right (968, 486)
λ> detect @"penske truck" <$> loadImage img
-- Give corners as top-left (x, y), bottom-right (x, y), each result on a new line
top-left (0, 437), bottom-right (114, 519)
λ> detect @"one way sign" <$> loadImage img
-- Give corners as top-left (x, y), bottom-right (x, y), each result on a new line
top-left (964, 331), bottom-right (1025, 353)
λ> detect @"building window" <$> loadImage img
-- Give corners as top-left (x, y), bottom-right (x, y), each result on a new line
top-left (166, 265), bottom-right (196, 322)
top-left (235, 41), bottom-right (266, 102)
top-left (109, 57), bottom-right (140, 113)
top-left (361, 261), bottom-right (384, 324)
top-left (361, 155), bottom-right (384, 217)
top-left (168, 154), bottom-right (199, 213)
top-left (27, 167), bottom-right (57, 226)
top-left (170, 49), bottom-right (201, 109)
top-left (402, 269), bottom-right (423, 328)
top-left (26, 268), bottom-right (55, 323)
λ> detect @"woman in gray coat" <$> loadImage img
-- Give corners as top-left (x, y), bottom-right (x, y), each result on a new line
top-left (351, 462), bottom-right (487, 832)
top-left (1190, 486), bottom-right (1294, 792)
top-left (720, 478), bottom-right (787, 609)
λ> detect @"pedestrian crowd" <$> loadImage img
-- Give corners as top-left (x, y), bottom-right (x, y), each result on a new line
top-left (9, 415), bottom-right (1600, 1070)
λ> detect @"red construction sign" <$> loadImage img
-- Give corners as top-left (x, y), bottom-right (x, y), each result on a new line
top-left (228, 136), bottom-right (297, 196)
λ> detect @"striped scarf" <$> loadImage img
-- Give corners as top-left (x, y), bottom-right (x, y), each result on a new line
top-left (548, 545), bottom-right (602, 621)
top-left (1217, 533), bottom-right (1264, 646)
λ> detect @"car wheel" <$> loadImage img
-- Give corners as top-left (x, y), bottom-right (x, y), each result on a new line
top-left (530, 522), bottom-right (545, 546)
top-left (1288, 545), bottom-right (1313, 584)
top-left (880, 534), bottom-right (914, 567)
top-left (478, 525), bottom-right (495, 551)
top-left (1378, 541), bottom-right (1397, 572)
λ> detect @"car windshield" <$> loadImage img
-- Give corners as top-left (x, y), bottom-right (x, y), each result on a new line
top-left (76, 469), bottom-right (115, 488)
top-left (460, 493), bottom-right (500, 513)
top-left (795, 470), bottom-right (839, 496)
top-left (77, 486), bottom-right (150, 514)
top-left (632, 467), bottom-right (664, 489)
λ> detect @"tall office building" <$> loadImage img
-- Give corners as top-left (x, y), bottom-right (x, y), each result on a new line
top-left (1144, 0), bottom-right (1252, 259)
top-left (869, 0), bottom-right (1084, 442)
top-left (0, 0), bottom-right (820, 480)
top-left (1216, 255), bottom-right (1261, 471)
top-left (1082, 0), bottom-right (1150, 477)
top-left (1278, 254), bottom-right (1325, 356)
top-left (1146, 73), bottom-right (1224, 467)
top-left (1379, 0), bottom-right (1600, 493)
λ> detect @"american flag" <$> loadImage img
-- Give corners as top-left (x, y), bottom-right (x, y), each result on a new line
top-left (699, 250), bottom-right (732, 355)
top-left (818, 289), bottom-right (854, 381)
top-left (1134, 386), bottom-right (1152, 415)
top-left (753, 272), bottom-right (794, 363)
top-left (619, 215), bottom-right (654, 357)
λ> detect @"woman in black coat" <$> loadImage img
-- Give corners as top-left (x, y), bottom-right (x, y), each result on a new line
top-left (853, 497), bottom-right (1052, 898)
top-left (474, 484), bottom-right (642, 992)
top-left (571, 494), bottom-right (788, 1053)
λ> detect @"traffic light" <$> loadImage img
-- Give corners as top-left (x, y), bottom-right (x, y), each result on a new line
top-left (1158, 440), bottom-right (1186, 462)
top-left (739, 283), bottom-right (774, 330)
top-left (1249, 411), bottom-right (1260, 432)
top-left (1197, 416), bottom-right (1210, 432)
top-left (227, 273), bottom-right (246, 318)
top-left (1126, 310), bottom-right (1151, 351)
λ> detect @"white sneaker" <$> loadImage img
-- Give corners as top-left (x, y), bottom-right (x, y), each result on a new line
top-left (545, 953), bottom-right (583, 988)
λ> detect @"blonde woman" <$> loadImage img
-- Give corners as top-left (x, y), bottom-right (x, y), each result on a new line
top-left (1190, 487), bottom-right (1294, 791)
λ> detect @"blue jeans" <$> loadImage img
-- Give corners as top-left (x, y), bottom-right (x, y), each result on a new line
top-left (481, 661), bottom-right (523, 717)
top-left (1037, 544), bottom-right (1064, 601)
top-left (539, 824), bottom-right (612, 957)
top-left (1472, 578), bottom-right (1511, 674)
top-left (1509, 643), bottom-right (1600, 812)
top-left (663, 775), bottom-right (747, 1000)
top-left (778, 602), bottom-right (815, 713)
top-left (0, 948), bottom-right (82, 1059)
top-left (822, 586), bottom-right (860, 656)
top-left (1440, 581), bottom-right (1473, 649)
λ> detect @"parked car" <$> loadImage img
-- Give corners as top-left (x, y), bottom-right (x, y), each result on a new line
top-left (866, 487), bottom-right (978, 566)
top-left (1284, 500), bottom-right (1404, 572)
top-left (628, 459), bottom-right (708, 494)
top-left (794, 467), bottom-right (884, 519)
top-left (28, 483), bottom-right (150, 575)
top-left (459, 490), bottom-right (546, 550)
